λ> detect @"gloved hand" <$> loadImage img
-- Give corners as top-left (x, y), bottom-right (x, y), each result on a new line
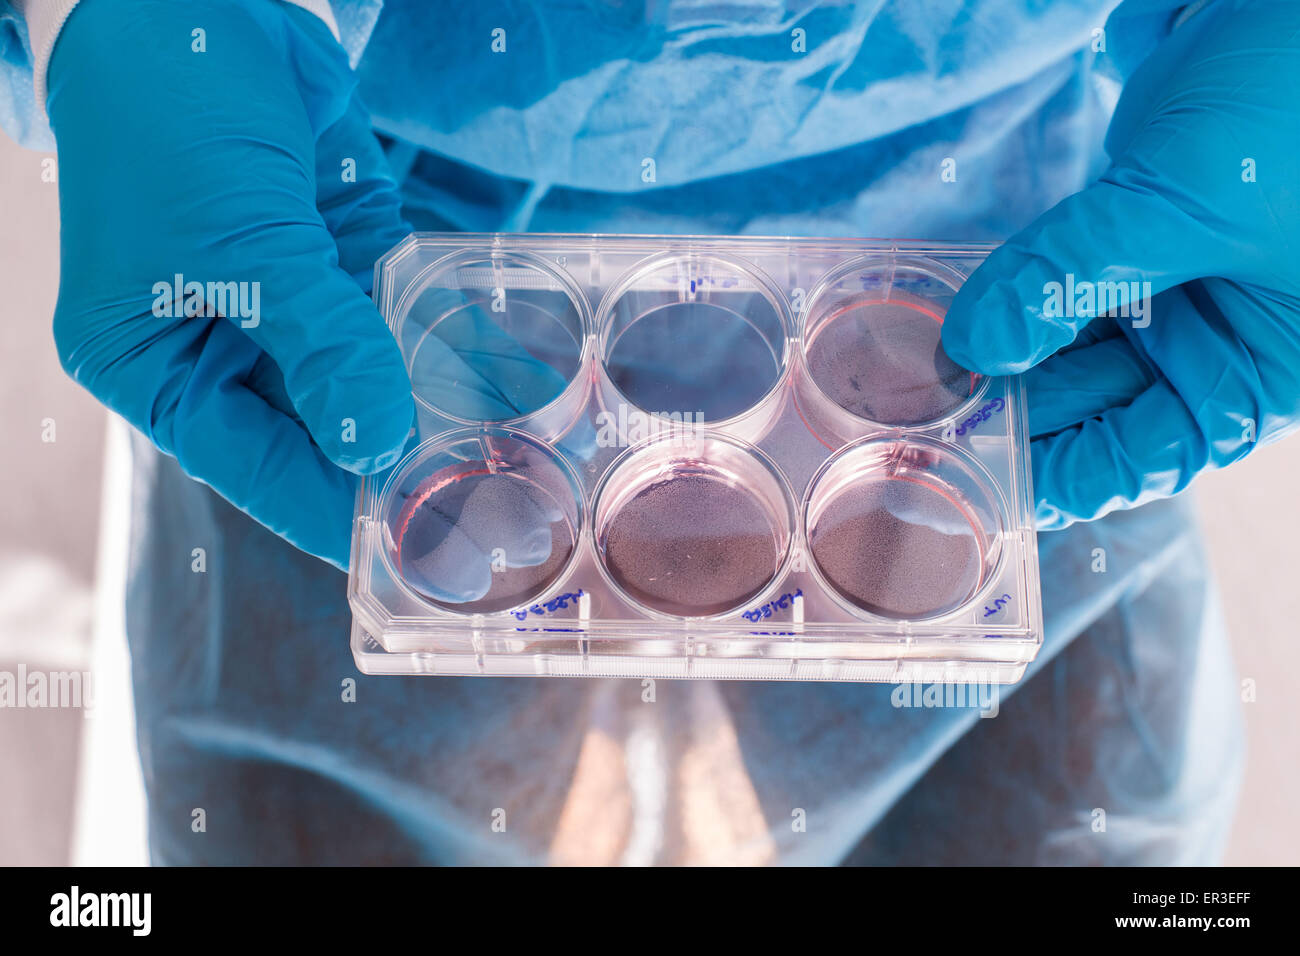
top-left (46, 0), bottom-right (416, 570)
top-left (942, 0), bottom-right (1300, 530)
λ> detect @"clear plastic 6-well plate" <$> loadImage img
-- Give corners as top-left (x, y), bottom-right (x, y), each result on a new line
top-left (348, 234), bottom-right (1042, 683)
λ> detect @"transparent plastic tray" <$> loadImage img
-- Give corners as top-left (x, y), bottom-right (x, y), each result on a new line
top-left (349, 234), bottom-right (1042, 683)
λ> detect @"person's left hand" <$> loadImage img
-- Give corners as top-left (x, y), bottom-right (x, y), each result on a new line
top-left (941, 0), bottom-right (1300, 530)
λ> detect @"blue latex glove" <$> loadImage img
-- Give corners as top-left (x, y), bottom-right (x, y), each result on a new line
top-left (47, 0), bottom-right (414, 568)
top-left (48, 0), bottom-right (572, 583)
top-left (942, 0), bottom-right (1300, 530)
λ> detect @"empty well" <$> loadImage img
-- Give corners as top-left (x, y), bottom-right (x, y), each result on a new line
top-left (804, 436), bottom-right (1006, 621)
top-left (382, 429), bottom-right (584, 615)
top-left (593, 432), bottom-right (795, 618)
top-left (801, 257), bottom-right (981, 430)
top-left (596, 253), bottom-right (791, 440)
top-left (395, 250), bottom-right (591, 437)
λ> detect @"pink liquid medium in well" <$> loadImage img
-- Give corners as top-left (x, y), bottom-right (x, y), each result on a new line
top-left (805, 297), bottom-right (976, 427)
top-left (809, 476), bottom-right (983, 619)
top-left (602, 471), bottom-right (782, 617)
top-left (392, 463), bottom-right (577, 615)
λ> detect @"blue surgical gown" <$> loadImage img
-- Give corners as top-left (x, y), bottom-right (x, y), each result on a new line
top-left (4, 0), bottom-right (1243, 864)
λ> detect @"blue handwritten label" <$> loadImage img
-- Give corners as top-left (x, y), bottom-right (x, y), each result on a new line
top-left (742, 589), bottom-right (803, 623)
top-left (510, 590), bottom-right (584, 621)
top-left (982, 593), bottom-right (1012, 618)
top-left (674, 274), bottom-right (739, 291)
top-left (954, 397), bottom-right (1005, 436)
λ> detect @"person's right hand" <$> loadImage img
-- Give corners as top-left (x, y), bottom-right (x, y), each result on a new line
top-left (941, 0), bottom-right (1300, 530)
top-left (47, 0), bottom-right (414, 569)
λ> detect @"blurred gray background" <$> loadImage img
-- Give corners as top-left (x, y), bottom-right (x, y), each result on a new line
top-left (2, 132), bottom-right (1296, 866)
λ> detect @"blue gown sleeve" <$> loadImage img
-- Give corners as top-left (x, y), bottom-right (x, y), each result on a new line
top-left (0, 0), bottom-right (383, 150)
top-left (0, 2), bottom-right (54, 149)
